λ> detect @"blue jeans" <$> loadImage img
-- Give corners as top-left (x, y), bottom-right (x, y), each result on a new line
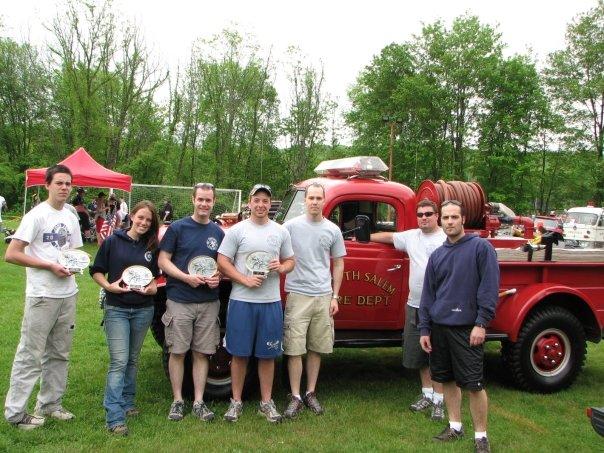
top-left (103, 305), bottom-right (154, 428)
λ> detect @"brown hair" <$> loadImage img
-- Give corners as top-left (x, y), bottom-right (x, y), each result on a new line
top-left (416, 198), bottom-right (437, 213)
top-left (305, 182), bottom-right (326, 198)
top-left (441, 199), bottom-right (466, 217)
top-left (130, 200), bottom-right (160, 251)
top-left (45, 164), bottom-right (72, 184)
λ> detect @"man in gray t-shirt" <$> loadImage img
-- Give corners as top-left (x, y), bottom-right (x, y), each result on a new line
top-left (217, 184), bottom-right (294, 423)
top-left (282, 183), bottom-right (346, 419)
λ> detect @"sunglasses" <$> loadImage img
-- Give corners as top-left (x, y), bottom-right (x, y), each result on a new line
top-left (195, 183), bottom-right (215, 189)
top-left (416, 211), bottom-right (435, 218)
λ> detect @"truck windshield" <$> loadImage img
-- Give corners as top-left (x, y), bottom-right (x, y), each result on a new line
top-left (273, 188), bottom-right (306, 224)
top-left (566, 213), bottom-right (598, 226)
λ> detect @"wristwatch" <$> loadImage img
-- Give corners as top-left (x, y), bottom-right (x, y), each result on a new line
top-left (475, 323), bottom-right (486, 329)
top-left (332, 295), bottom-right (339, 300)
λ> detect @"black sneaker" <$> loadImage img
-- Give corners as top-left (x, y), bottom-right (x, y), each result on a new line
top-left (433, 425), bottom-right (464, 442)
top-left (474, 437), bottom-right (491, 453)
top-left (168, 400), bottom-right (185, 421)
top-left (283, 394), bottom-right (304, 419)
top-left (303, 391), bottom-right (324, 415)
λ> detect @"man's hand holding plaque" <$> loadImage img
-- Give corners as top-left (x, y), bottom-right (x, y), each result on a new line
top-left (57, 249), bottom-right (90, 275)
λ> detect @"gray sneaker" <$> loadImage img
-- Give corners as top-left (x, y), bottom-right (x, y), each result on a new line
top-left (13, 414), bottom-right (45, 430)
top-left (283, 394), bottom-right (304, 419)
top-left (224, 399), bottom-right (243, 422)
top-left (474, 437), bottom-right (491, 453)
top-left (410, 394), bottom-right (433, 412)
top-left (192, 401), bottom-right (214, 421)
top-left (303, 391), bottom-right (324, 415)
top-left (433, 425), bottom-right (465, 442)
top-left (258, 399), bottom-right (282, 423)
top-left (34, 406), bottom-right (75, 420)
top-left (168, 400), bottom-right (185, 421)
top-left (430, 400), bottom-right (445, 421)
top-left (108, 424), bottom-right (129, 436)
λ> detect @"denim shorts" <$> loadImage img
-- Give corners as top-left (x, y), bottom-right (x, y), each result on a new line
top-left (224, 299), bottom-right (283, 359)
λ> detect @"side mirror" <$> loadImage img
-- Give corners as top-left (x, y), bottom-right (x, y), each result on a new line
top-left (354, 215), bottom-right (371, 243)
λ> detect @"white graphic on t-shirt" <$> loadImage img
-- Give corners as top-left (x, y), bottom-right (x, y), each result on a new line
top-left (144, 251), bottom-right (153, 262)
top-left (319, 234), bottom-right (331, 249)
top-left (206, 236), bottom-right (219, 251)
top-left (266, 234), bottom-right (279, 247)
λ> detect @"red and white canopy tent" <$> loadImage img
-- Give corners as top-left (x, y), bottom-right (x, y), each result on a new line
top-left (23, 147), bottom-right (132, 214)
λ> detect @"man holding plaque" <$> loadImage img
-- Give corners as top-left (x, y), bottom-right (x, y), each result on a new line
top-left (218, 184), bottom-right (295, 423)
top-left (158, 183), bottom-right (224, 422)
top-left (4, 164), bottom-right (82, 430)
top-left (281, 183), bottom-right (346, 419)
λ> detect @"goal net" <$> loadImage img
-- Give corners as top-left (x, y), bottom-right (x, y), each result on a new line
top-left (114, 184), bottom-right (242, 221)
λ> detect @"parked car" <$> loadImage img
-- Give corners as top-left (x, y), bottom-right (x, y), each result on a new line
top-left (587, 406), bottom-right (604, 436)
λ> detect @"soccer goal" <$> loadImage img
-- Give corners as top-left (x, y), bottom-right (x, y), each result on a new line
top-left (114, 184), bottom-right (242, 221)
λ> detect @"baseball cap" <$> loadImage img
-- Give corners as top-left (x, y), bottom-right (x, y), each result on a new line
top-left (249, 184), bottom-right (272, 197)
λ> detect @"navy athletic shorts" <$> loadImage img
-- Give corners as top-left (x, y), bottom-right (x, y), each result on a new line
top-left (224, 299), bottom-right (283, 359)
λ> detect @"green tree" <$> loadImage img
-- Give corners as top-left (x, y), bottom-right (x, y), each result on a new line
top-left (544, 0), bottom-right (604, 202)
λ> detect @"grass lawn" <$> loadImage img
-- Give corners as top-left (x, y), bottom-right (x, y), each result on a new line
top-left (0, 220), bottom-right (603, 452)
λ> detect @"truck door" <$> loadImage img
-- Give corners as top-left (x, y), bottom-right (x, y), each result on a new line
top-left (327, 196), bottom-right (407, 330)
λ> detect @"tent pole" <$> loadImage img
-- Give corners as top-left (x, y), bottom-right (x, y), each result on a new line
top-left (23, 186), bottom-right (28, 216)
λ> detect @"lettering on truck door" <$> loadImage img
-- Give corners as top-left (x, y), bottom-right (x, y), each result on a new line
top-left (327, 197), bottom-right (407, 329)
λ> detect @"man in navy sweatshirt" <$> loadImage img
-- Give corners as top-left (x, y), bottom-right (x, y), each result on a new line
top-left (419, 200), bottom-right (499, 453)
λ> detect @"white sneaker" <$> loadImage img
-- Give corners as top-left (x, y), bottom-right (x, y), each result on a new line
top-left (35, 407), bottom-right (75, 421)
top-left (14, 414), bottom-right (45, 430)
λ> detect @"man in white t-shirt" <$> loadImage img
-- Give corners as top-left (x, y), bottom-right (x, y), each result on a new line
top-left (371, 198), bottom-right (447, 421)
top-left (4, 164), bottom-right (83, 430)
top-left (218, 184), bottom-right (295, 423)
top-left (281, 183), bottom-right (346, 419)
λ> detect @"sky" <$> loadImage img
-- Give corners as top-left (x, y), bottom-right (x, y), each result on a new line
top-left (0, 0), bottom-right (597, 119)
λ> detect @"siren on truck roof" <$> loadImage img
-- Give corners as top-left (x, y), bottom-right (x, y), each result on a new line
top-left (314, 156), bottom-right (389, 178)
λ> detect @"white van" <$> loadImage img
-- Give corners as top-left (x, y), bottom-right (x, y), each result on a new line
top-left (563, 206), bottom-right (604, 248)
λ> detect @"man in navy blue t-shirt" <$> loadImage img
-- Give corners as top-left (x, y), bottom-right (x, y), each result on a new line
top-left (158, 183), bottom-right (224, 422)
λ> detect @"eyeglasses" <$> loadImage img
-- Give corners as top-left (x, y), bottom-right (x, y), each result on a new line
top-left (195, 183), bottom-right (215, 189)
top-left (416, 211), bottom-right (435, 218)
top-left (441, 200), bottom-right (462, 207)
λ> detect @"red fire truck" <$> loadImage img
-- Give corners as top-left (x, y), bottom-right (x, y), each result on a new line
top-left (151, 156), bottom-right (604, 399)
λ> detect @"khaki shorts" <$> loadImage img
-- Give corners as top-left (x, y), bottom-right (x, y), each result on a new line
top-left (283, 293), bottom-right (334, 355)
top-left (161, 299), bottom-right (220, 355)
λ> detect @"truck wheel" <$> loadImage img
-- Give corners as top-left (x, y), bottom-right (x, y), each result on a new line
top-left (504, 306), bottom-right (586, 392)
top-left (161, 340), bottom-right (258, 401)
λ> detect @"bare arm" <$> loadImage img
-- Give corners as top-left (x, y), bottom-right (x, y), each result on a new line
top-left (5, 238), bottom-right (71, 278)
top-left (158, 249), bottom-right (204, 288)
top-left (330, 256), bottom-right (345, 316)
top-left (370, 232), bottom-right (394, 244)
top-left (268, 256), bottom-right (295, 274)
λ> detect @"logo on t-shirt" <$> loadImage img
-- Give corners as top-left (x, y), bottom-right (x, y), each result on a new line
top-left (267, 234), bottom-right (279, 247)
top-left (206, 237), bottom-right (219, 251)
top-left (42, 223), bottom-right (71, 249)
top-left (319, 234), bottom-right (332, 249)
top-left (144, 251), bottom-right (153, 262)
